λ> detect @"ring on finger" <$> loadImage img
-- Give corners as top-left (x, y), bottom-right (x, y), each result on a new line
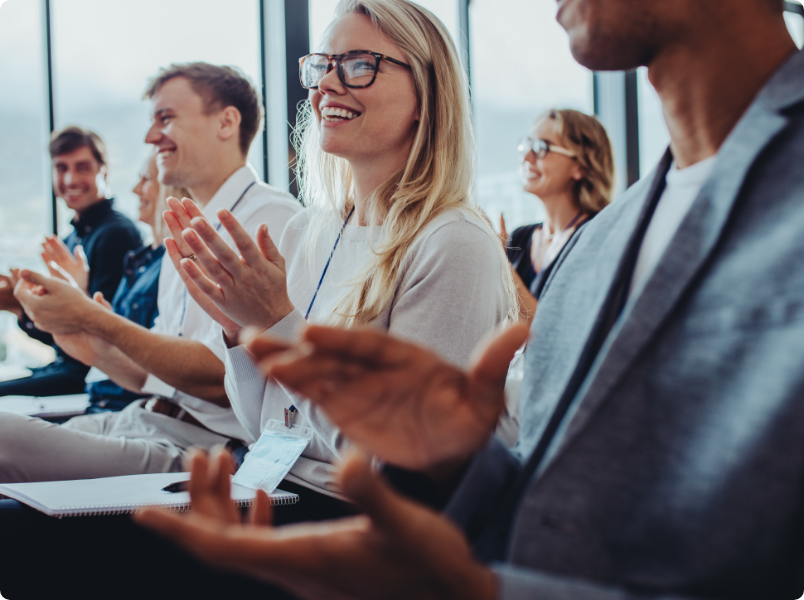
top-left (186, 254), bottom-right (198, 262)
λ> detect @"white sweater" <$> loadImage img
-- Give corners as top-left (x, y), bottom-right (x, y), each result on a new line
top-left (225, 207), bottom-right (509, 497)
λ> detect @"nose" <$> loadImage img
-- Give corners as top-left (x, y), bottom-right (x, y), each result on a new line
top-left (144, 122), bottom-right (162, 145)
top-left (318, 61), bottom-right (345, 95)
top-left (64, 170), bottom-right (74, 186)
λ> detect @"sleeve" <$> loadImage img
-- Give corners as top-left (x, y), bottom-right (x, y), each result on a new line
top-left (294, 218), bottom-right (510, 464)
top-left (223, 309), bottom-right (307, 444)
top-left (445, 437), bottom-right (520, 539)
top-left (386, 218), bottom-right (509, 368)
top-left (86, 225), bottom-right (142, 302)
top-left (493, 565), bottom-right (706, 600)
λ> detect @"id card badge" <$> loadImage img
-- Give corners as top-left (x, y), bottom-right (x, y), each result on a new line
top-left (232, 419), bottom-right (313, 493)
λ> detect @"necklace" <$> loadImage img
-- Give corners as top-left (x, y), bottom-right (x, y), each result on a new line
top-left (304, 206), bottom-right (356, 320)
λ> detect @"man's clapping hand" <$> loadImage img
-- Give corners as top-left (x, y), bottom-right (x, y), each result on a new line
top-left (245, 323), bottom-right (529, 476)
top-left (137, 450), bottom-right (498, 600)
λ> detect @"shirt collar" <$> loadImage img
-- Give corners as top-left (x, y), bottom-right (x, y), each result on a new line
top-left (71, 198), bottom-right (114, 234)
top-left (201, 164), bottom-right (259, 221)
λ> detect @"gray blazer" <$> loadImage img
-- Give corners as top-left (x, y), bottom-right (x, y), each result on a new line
top-left (449, 48), bottom-right (804, 600)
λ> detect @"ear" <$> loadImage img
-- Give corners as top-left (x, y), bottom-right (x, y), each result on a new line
top-left (572, 167), bottom-right (584, 181)
top-left (217, 106), bottom-right (242, 145)
top-left (99, 164), bottom-right (108, 181)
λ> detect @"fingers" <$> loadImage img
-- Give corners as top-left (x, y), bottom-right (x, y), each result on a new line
top-left (218, 211), bottom-right (273, 267)
top-left (180, 254), bottom-right (227, 302)
top-left (75, 245), bottom-right (89, 271)
top-left (245, 331), bottom-right (294, 360)
top-left (338, 453), bottom-right (411, 537)
top-left (181, 227), bottom-right (236, 286)
top-left (255, 223), bottom-right (284, 265)
top-left (249, 489), bottom-right (274, 526)
top-left (301, 325), bottom-right (412, 367)
top-left (469, 324), bottom-right (530, 388)
top-left (93, 291), bottom-right (112, 310)
top-left (210, 447), bottom-right (234, 500)
top-left (166, 197), bottom-right (194, 229)
top-left (181, 197), bottom-right (205, 221)
top-left (163, 209), bottom-right (194, 257)
top-left (47, 262), bottom-right (72, 284)
top-left (186, 216), bottom-right (244, 276)
top-left (19, 269), bottom-right (51, 289)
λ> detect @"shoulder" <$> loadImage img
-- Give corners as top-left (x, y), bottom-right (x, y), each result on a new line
top-left (94, 211), bottom-right (142, 243)
top-left (238, 183), bottom-right (303, 235)
top-left (403, 209), bottom-right (502, 274)
top-left (413, 209), bottom-right (499, 253)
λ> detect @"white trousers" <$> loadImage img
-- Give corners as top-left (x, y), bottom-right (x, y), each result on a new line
top-left (0, 402), bottom-right (230, 483)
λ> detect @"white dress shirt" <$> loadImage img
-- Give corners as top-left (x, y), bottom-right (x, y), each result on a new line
top-left (143, 165), bottom-right (301, 440)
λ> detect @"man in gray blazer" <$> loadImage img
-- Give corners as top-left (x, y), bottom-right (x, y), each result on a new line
top-left (136, 0), bottom-right (804, 599)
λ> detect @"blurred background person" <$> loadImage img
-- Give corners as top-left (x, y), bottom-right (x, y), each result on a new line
top-left (0, 127), bottom-right (142, 398)
top-left (500, 109), bottom-right (614, 325)
top-left (48, 152), bottom-right (189, 413)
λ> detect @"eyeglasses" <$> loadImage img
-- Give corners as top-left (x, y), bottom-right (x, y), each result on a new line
top-left (299, 50), bottom-right (412, 90)
top-left (517, 137), bottom-right (576, 160)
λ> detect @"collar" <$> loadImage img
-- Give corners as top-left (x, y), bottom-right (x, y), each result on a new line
top-left (201, 164), bottom-right (259, 221)
top-left (71, 198), bottom-right (114, 236)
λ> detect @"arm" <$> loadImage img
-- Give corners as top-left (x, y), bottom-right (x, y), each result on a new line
top-left (16, 270), bottom-right (227, 404)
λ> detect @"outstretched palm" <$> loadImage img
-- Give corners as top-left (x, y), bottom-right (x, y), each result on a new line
top-left (250, 323), bottom-right (529, 471)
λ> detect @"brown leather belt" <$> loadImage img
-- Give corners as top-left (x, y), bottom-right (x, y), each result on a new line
top-left (140, 396), bottom-right (205, 430)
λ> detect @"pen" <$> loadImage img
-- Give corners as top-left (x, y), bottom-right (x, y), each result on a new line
top-left (161, 480), bottom-right (190, 493)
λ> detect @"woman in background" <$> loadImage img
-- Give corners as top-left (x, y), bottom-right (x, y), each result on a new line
top-left (500, 109), bottom-right (614, 325)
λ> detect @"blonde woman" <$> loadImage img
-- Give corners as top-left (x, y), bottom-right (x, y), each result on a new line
top-left (162, 0), bottom-right (516, 520)
top-left (49, 152), bottom-right (189, 412)
top-left (501, 109), bottom-right (614, 324)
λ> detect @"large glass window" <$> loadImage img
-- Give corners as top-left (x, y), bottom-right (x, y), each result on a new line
top-left (470, 0), bottom-right (593, 231)
top-left (50, 0), bottom-right (264, 236)
top-left (309, 1), bottom-right (458, 52)
top-left (0, 0), bottom-right (54, 371)
top-left (637, 67), bottom-right (670, 178)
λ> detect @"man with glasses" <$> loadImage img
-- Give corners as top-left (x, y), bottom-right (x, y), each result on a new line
top-left (136, 1), bottom-right (804, 599)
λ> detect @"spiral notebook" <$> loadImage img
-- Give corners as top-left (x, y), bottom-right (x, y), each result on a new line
top-left (0, 472), bottom-right (298, 518)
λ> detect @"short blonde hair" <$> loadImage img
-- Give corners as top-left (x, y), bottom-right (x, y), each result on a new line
top-left (537, 109), bottom-right (614, 215)
top-left (295, 0), bottom-right (518, 326)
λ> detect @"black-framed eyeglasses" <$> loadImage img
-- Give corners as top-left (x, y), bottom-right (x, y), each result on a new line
top-left (299, 50), bottom-right (412, 90)
top-left (517, 137), bottom-right (576, 160)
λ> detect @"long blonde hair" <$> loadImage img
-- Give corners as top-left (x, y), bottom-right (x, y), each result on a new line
top-left (294, 0), bottom-right (518, 326)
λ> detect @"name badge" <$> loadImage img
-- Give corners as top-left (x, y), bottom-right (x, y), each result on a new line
top-left (232, 419), bottom-right (313, 493)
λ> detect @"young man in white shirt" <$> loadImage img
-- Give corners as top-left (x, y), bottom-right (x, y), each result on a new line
top-left (1, 62), bottom-right (301, 482)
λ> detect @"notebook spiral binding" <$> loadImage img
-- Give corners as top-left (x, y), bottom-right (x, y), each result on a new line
top-left (57, 494), bottom-right (297, 518)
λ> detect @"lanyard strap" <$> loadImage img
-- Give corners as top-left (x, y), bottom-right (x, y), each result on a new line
top-left (305, 206), bottom-right (356, 320)
top-left (178, 181), bottom-right (257, 336)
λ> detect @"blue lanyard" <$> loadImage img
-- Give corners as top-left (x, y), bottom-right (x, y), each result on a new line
top-left (178, 181), bottom-right (257, 336)
top-left (305, 206), bottom-right (355, 320)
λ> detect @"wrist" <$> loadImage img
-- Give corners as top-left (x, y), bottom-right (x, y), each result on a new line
top-left (473, 566), bottom-right (499, 600)
top-left (258, 299), bottom-right (295, 332)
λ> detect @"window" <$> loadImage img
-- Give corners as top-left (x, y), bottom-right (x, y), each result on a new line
top-left (637, 67), bottom-right (670, 178)
top-left (0, 0), bottom-right (54, 370)
top-left (50, 0), bottom-right (264, 237)
top-left (470, 0), bottom-right (593, 231)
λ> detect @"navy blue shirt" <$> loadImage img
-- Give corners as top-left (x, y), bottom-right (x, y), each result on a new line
top-left (86, 244), bottom-right (164, 410)
top-left (19, 199), bottom-right (142, 375)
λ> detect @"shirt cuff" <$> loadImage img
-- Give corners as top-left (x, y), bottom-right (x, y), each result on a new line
top-left (225, 336), bottom-right (263, 382)
top-left (264, 309), bottom-right (307, 345)
top-left (141, 374), bottom-right (176, 398)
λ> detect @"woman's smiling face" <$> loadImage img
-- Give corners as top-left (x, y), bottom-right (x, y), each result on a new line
top-left (311, 13), bottom-right (420, 169)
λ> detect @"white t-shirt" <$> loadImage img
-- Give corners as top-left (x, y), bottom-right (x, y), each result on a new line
top-left (142, 164), bottom-right (301, 440)
top-left (628, 155), bottom-right (717, 299)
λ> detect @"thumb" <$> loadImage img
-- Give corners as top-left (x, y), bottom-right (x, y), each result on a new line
top-left (93, 291), bottom-right (112, 309)
top-left (75, 245), bottom-right (89, 270)
top-left (338, 453), bottom-right (410, 536)
top-left (19, 269), bottom-right (51, 289)
top-left (469, 324), bottom-right (530, 389)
